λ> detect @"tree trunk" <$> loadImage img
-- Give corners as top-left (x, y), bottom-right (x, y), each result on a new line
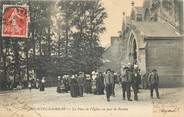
top-left (39, 32), bottom-right (42, 56)
top-left (65, 27), bottom-right (69, 57)
top-left (13, 39), bottom-right (21, 83)
top-left (48, 26), bottom-right (51, 56)
top-left (58, 34), bottom-right (61, 56)
top-left (25, 39), bottom-right (29, 81)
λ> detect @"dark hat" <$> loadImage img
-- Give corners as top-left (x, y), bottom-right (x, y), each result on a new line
top-left (124, 67), bottom-right (129, 70)
top-left (106, 69), bottom-right (111, 72)
top-left (152, 69), bottom-right (157, 72)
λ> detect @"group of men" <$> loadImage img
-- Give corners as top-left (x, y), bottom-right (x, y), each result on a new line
top-left (119, 65), bottom-right (141, 101)
top-left (118, 64), bottom-right (160, 102)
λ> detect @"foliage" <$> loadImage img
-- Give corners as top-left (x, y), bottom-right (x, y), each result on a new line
top-left (0, 0), bottom-right (107, 89)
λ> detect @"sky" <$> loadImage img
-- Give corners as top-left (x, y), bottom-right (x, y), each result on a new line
top-left (100, 0), bottom-right (144, 47)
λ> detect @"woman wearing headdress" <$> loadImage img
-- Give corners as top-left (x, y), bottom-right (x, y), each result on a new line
top-left (40, 76), bottom-right (46, 91)
top-left (56, 76), bottom-right (61, 93)
top-left (91, 71), bottom-right (97, 94)
top-left (70, 75), bottom-right (79, 97)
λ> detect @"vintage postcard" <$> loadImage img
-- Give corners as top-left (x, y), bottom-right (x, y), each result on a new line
top-left (0, 0), bottom-right (183, 117)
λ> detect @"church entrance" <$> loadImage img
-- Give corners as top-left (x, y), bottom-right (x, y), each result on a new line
top-left (128, 33), bottom-right (138, 65)
top-left (132, 39), bottom-right (137, 64)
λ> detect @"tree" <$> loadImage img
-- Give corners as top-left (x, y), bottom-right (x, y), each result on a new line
top-left (57, 0), bottom-right (107, 73)
top-left (0, 0), bottom-right (107, 90)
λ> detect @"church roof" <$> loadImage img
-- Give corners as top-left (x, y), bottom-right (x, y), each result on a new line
top-left (132, 21), bottom-right (181, 38)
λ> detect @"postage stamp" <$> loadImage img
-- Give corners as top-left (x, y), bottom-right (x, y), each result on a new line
top-left (1, 5), bottom-right (29, 38)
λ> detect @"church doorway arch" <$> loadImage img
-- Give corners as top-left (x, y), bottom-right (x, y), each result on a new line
top-left (132, 39), bottom-right (137, 64)
top-left (127, 32), bottom-right (138, 65)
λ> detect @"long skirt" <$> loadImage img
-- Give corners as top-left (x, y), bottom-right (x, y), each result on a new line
top-left (40, 83), bottom-right (45, 91)
top-left (91, 80), bottom-right (96, 94)
top-left (85, 80), bottom-right (91, 93)
top-left (56, 86), bottom-right (61, 93)
top-left (64, 83), bottom-right (70, 92)
top-left (96, 80), bottom-right (104, 95)
top-left (70, 84), bottom-right (79, 97)
top-left (98, 83), bottom-right (105, 95)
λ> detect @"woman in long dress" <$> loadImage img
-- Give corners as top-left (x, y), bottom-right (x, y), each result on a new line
top-left (70, 75), bottom-right (79, 97)
top-left (63, 75), bottom-right (70, 93)
top-left (56, 76), bottom-right (61, 93)
top-left (96, 72), bottom-right (104, 95)
top-left (85, 74), bottom-right (92, 94)
top-left (91, 71), bottom-right (97, 94)
top-left (40, 77), bottom-right (45, 91)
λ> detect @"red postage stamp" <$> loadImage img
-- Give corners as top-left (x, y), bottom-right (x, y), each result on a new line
top-left (1, 5), bottom-right (29, 38)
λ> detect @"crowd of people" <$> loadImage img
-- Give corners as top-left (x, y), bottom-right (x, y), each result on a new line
top-left (16, 63), bottom-right (160, 102)
top-left (51, 63), bottom-right (160, 102)
top-left (119, 64), bottom-right (160, 102)
top-left (28, 77), bottom-right (46, 91)
top-left (56, 72), bottom-right (106, 97)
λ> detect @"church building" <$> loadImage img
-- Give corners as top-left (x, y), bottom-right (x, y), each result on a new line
top-left (120, 0), bottom-right (184, 87)
top-left (102, 0), bottom-right (184, 87)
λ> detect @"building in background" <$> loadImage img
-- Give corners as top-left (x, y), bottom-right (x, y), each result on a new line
top-left (102, 0), bottom-right (184, 87)
top-left (99, 36), bottom-right (121, 73)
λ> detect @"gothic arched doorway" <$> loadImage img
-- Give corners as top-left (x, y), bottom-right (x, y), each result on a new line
top-left (132, 39), bottom-right (137, 64)
top-left (128, 33), bottom-right (138, 64)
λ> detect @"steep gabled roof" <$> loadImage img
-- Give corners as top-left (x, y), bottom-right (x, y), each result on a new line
top-left (132, 21), bottom-right (181, 38)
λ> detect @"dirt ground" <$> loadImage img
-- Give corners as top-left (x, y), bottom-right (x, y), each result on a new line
top-left (0, 85), bottom-right (184, 117)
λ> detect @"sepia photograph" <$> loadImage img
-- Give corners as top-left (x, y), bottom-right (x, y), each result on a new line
top-left (0, 0), bottom-right (184, 117)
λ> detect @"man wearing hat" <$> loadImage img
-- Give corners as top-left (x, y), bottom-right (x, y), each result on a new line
top-left (111, 71), bottom-right (116, 97)
top-left (104, 69), bottom-right (113, 102)
top-left (78, 72), bottom-right (85, 97)
top-left (126, 67), bottom-right (133, 101)
top-left (120, 66), bottom-right (128, 100)
top-left (132, 64), bottom-right (140, 101)
top-left (149, 69), bottom-right (160, 99)
top-left (142, 69), bottom-right (151, 89)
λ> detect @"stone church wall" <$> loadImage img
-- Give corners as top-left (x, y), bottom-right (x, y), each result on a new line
top-left (145, 38), bottom-right (183, 87)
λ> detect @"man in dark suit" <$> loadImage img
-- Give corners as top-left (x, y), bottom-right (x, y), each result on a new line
top-left (111, 71), bottom-right (116, 97)
top-left (132, 65), bottom-right (140, 101)
top-left (126, 68), bottom-right (133, 101)
top-left (120, 67), bottom-right (128, 100)
top-left (104, 69), bottom-right (113, 102)
top-left (78, 72), bottom-right (85, 97)
top-left (149, 69), bottom-right (160, 99)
